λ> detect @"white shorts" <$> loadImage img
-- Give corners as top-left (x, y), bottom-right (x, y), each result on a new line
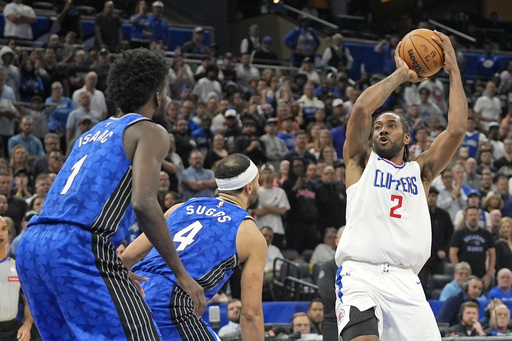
top-left (335, 260), bottom-right (441, 341)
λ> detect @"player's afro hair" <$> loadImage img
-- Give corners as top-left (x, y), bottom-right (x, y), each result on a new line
top-left (106, 48), bottom-right (169, 114)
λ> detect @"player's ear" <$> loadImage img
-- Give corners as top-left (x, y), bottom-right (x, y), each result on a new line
top-left (153, 91), bottom-right (161, 108)
top-left (245, 181), bottom-right (253, 195)
top-left (404, 132), bottom-right (411, 145)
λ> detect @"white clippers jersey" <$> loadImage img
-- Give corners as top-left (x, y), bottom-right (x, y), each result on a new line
top-left (0, 257), bottom-right (21, 321)
top-left (335, 151), bottom-right (431, 274)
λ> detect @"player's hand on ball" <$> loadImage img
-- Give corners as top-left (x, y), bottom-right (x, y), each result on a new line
top-left (394, 42), bottom-right (427, 83)
top-left (128, 271), bottom-right (148, 297)
top-left (431, 31), bottom-right (458, 74)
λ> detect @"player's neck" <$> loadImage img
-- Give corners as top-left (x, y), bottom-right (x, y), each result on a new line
top-left (218, 193), bottom-right (247, 210)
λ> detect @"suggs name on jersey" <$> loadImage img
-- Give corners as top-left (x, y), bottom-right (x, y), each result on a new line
top-left (78, 129), bottom-right (114, 147)
top-left (373, 169), bottom-right (418, 195)
top-left (185, 205), bottom-right (232, 223)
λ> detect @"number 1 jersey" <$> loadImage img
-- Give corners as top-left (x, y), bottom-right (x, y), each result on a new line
top-left (29, 114), bottom-right (149, 248)
top-left (335, 151), bottom-right (431, 274)
top-left (132, 197), bottom-right (251, 301)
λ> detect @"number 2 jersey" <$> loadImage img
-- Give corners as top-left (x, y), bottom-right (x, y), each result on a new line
top-left (132, 197), bottom-right (251, 301)
top-left (29, 113), bottom-right (149, 248)
top-left (335, 151), bottom-right (431, 274)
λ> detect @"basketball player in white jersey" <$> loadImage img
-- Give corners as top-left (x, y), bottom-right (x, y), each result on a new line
top-left (335, 31), bottom-right (467, 341)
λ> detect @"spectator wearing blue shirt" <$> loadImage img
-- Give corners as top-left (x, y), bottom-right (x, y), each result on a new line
top-left (46, 81), bottom-right (74, 136)
top-left (284, 130), bottom-right (316, 164)
top-left (148, 1), bottom-right (169, 48)
top-left (283, 16), bottom-right (320, 67)
top-left (129, 1), bottom-right (152, 49)
top-left (277, 116), bottom-right (296, 151)
top-left (488, 268), bottom-right (512, 310)
top-left (8, 116), bottom-right (45, 164)
top-left (192, 115), bottom-right (215, 156)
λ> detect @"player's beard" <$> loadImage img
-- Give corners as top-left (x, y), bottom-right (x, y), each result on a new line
top-left (247, 193), bottom-right (260, 210)
top-left (373, 137), bottom-right (404, 161)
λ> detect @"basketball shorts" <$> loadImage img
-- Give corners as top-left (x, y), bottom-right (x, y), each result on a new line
top-left (15, 224), bottom-right (161, 341)
top-left (137, 271), bottom-right (220, 341)
top-left (335, 260), bottom-right (441, 341)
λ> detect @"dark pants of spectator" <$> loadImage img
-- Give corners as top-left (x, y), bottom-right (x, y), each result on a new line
top-left (285, 220), bottom-right (319, 254)
top-left (0, 135), bottom-right (10, 158)
top-left (273, 233), bottom-right (285, 250)
top-left (0, 319), bottom-right (20, 341)
top-left (418, 258), bottom-right (444, 298)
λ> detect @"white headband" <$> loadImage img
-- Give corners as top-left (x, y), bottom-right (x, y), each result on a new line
top-left (216, 161), bottom-right (258, 191)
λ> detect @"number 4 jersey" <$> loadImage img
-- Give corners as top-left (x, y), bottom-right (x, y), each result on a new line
top-left (29, 114), bottom-right (149, 248)
top-left (132, 197), bottom-right (251, 301)
top-left (335, 151), bottom-right (431, 274)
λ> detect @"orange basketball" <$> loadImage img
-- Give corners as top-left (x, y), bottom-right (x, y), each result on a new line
top-left (398, 29), bottom-right (444, 77)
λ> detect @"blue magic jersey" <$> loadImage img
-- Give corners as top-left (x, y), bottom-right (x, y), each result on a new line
top-left (133, 197), bottom-right (250, 301)
top-left (30, 114), bottom-right (149, 247)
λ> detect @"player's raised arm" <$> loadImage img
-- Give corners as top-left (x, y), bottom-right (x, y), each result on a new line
top-left (129, 122), bottom-right (206, 317)
top-left (237, 219), bottom-right (267, 341)
top-left (416, 31), bottom-right (468, 182)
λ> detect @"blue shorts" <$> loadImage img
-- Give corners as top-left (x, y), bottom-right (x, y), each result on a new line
top-left (138, 271), bottom-right (219, 341)
top-left (16, 224), bottom-right (161, 341)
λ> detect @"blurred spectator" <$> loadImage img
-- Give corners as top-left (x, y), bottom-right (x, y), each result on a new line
top-left (148, 1), bottom-right (169, 47)
top-left (298, 82), bottom-right (325, 126)
top-left (129, 1), bottom-right (152, 49)
top-left (453, 190), bottom-right (490, 231)
top-left (253, 36), bottom-right (278, 62)
top-left (298, 57), bottom-right (320, 86)
top-left (72, 72), bottom-right (107, 119)
top-left (174, 119), bottom-right (198, 168)
top-left (307, 298), bottom-right (323, 334)
top-left (3, 0), bottom-right (36, 40)
top-left (310, 227), bottom-right (337, 265)
top-left (0, 170), bottom-right (27, 234)
top-left (278, 160), bottom-right (289, 186)
top-left (495, 176), bottom-right (512, 218)
top-left (437, 276), bottom-right (483, 326)
top-left (167, 58), bottom-right (194, 99)
top-left (374, 35), bottom-right (399, 75)
top-left (282, 156), bottom-right (319, 253)
top-left (0, 68), bottom-right (18, 156)
top-left (446, 301), bottom-right (486, 336)
top-left (90, 48), bottom-right (110, 93)
top-left (322, 33), bottom-right (353, 72)
top-left (254, 164), bottom-right (289, 249)
top-left (235, 53), bottom-right (260, 94)
top-left (94, 1), bottom-right (123, 52)
top-left (66, 115), bottom-right (93, 154)
top-left (162, 133), bottom-right (184, 192)
top-left (474, 81), bottom-right (502, 131)
top-left (476, 41), bottom-right (503, 81)
top-left (56, 0), bottom-right (83, 41)
top-left (234, 119), bottom-right (267, 166)
top-left (487, 268), bottom-right (512, 304)
top-left (31, 133), bottom-right (60, 177)
top-left (291, 312), bottom-right (311, 335)
top-left (46, 81), bottom-right (73, 137)
top-left (191, 114), bottom-right (214, 156)
top-left (218, 299), bottom-right (242, 338)
top-left (0, 46), bottom-right (21, 101)
top-left (284, 16), bottom-right (320, 67)
top-left (181, 149), bottom-right (216, 200)
top-left (437, 167), bottom-right (467, 223)
top-left (315, 166), bottom-right (345, 232)
top-left (182, 27), bottom-right (209, 55)
top-left (8, 116), bottom-right (44, 164)
top-left (204, 134), bottom-right (227, 170)
top-left (416, 87), bottom-right (445, 128)
top-left (260, 226), bottom-right (283, 293)
top-left (418, 74), bottom-right (447, 114)
top-left (240, 24), bottom-right (261, 55)
top-left (19, 59), bottom-right (44, 103)
top-left (485, 304), bottom-right (512, 335)
top-left (284, 130), bottom-right (316, 164)
top-left (193, 65), bottom-right (221, 102)
top-left (260, 118), bottom-right (288, 171)
top-left (18, 95), bottom-right (56, 141)
top-left (419, 187), bottom-right (453, 295)
top-left (66, 50), bottom-right (90, 95)
top-left (65, 91), bottom-right (101, 146)
top-left (494, 137), bottom-right (512, 175)
top-left (439, 261), bottom-right (471, 301)
top-left (495, 217), bottom-right (512, 275)
top-left (450, 206), bottom-right (496, 288)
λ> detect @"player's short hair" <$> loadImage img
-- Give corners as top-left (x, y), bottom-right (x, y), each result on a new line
top-left (106, 48), bottom-right (169, 114)
top-left (214, 154), bottom-right (251, 195)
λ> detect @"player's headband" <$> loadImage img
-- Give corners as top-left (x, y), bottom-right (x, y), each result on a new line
top-left (216, 160), bottom-right (258, 191)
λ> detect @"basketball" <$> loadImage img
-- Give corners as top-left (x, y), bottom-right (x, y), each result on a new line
top-left (398, 29), bottom-right (444, 77)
